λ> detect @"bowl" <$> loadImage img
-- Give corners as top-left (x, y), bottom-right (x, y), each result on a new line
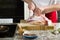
top-left (23, 34), bottom-right (38, 39)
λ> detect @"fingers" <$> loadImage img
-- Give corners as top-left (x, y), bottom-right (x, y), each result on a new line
top-left (34, 8), bottom-right (42, 16)
top-left (40, 15), bottom-right (53, 25)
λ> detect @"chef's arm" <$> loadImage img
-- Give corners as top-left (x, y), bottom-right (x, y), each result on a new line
top-left (42, 4), bottom-right (60, 14)
top-left (22, 0), bottom-right (32, 3)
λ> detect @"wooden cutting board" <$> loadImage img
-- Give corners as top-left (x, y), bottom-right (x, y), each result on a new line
top-left (18, 23), bottom-right (54, 30)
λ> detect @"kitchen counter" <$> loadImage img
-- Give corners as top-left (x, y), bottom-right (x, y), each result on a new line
top-left (0, 23), bottom-right (60, 40)
top-left (18, 23), bottom-right (60, 40)
top-left (7, 31), bottom-right (60, 40)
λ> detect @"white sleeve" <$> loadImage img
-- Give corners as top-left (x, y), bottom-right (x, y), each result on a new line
top-left (55, 0), bottom-right (60, 4)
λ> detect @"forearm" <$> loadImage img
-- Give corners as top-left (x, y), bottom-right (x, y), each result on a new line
top-left (43, 4), bottom-right (60, 14)
top-left (22, 0), bottom-right (32, 4)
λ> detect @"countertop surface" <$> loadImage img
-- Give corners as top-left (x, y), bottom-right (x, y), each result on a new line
top-left (0, 23), bottom-right (60, 40)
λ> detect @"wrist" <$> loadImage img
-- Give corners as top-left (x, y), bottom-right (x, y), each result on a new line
top-left (42, 6), bottom-right (54, 13)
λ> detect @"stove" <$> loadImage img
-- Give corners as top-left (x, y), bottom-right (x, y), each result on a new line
top-left (0, 23), bottom-right (17, 38)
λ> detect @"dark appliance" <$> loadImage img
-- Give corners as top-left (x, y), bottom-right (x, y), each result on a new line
top-left (0, 0), bottom-right (24, 23)
top-left (0, 0), bottom-right (24, 38)
top-left (0, 23), bottom-right (17, 38)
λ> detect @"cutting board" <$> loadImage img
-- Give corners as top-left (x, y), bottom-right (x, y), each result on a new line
top-left (18, 23), bottom-right (54, 30)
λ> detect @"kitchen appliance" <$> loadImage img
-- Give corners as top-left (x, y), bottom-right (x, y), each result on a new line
top-left (0, 0), bottom-right (24, 23)
top-left (0, 23), bottom-right (17, 38)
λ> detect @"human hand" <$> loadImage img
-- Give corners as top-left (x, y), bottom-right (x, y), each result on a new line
top-left (37, 6), bottom-right (51, 14)
top-left (33, 8), bottom-right (42, 16)
top-left (38, 7), bottom-right (46, 14)
top-left (28, 2), bottom-right (35, 10)
top-left (28, 2), bottom-right (45, 15)
top-left (33, 7), bottom-right (45, 16)
top-left (41, 15), bottom-right (53, 26)
top-left (27, 15), bottom-right (48, 25)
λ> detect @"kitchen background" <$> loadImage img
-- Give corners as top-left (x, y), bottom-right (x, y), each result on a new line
top-left (0, 0), bottom-right (24, 23)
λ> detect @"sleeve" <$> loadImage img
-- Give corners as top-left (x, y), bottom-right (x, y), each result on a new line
top-left (55, 0), bottom-right (60, 4)
top-left (22, 0), bottom-right (32, 3)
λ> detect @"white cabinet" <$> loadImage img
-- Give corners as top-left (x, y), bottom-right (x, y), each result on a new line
top-left (24, 2), bottom-right (30, 20)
